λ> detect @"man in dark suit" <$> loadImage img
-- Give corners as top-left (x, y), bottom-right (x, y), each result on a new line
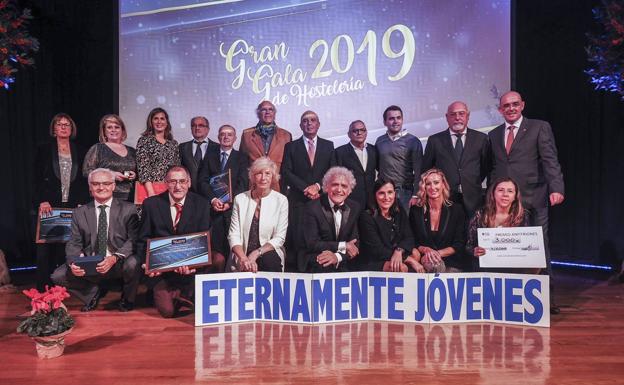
top-left (489, 91), bottom-right (565, 314)
top-left (299, 167), bottom-right (361, 273)
top-left (422, 101), bottom-right (490, 218)
top-left (51, 168), bottom-right (140, 312)
top-left (334, 120), bottom-right (377, 210)
top-left (179, 116), bottom-right (219, 191)
top-left (281, 110), bottom-right (335, 271)
top-left (239, 101), bottom-right (292, 190)
top-left (138, 165), bottom-right (212, 318)
top-left (197, 124), bottom-right (249, 272)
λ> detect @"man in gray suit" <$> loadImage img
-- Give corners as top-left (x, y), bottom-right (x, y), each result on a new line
top-left (422, 101), bottom-right (490, 218)
top-left (51, 168), bottom-right (140, 312)
top-left (489, 91), bottom-right (565, 313)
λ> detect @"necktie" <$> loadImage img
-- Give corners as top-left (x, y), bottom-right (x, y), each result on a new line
top-left (173, 203), bottom-right (183, 233)
top-left (332, 204), bottom-right (345, 212)
top-left (505, 126), bottom-right (515, 154)
top-left (220, 152), bottom-right (228, 171)
top-left (194, 140), bottom-right (204, 164)
top-left (332, 205), bottom-right (343, 237)
top-left (453, 133), bottom-right (464, 162)
top-left (96, 205), bottom-right (108, 255)
top-left (307, 139), bottom-right (315, 166)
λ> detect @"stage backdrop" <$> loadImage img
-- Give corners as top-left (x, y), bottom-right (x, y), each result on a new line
top-left (119, 0), bottom-right (511, 146)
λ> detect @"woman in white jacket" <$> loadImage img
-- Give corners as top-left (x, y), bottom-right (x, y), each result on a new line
top-left (228, 157), bottom-right (288, 272)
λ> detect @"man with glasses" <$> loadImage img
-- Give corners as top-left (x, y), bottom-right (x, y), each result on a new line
top-left (422, 101), bottom-right (490, 219)
top-left (489, 90), bottom-right (565, 315)
top-left (179, 116), bottom-right (219, 191)
top-left (138, 165), bottom-right (211, 317)
top-left (51, 168), bottom-right (140, 312)
top-left (335, 120), bottom-right (378, 210)
top-left (239, 101), bottom-right (292, 189)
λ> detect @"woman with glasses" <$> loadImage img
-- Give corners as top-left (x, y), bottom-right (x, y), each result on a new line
top-left (34, 113), bottom-right (89, 290)
top-left (359, 178), bottom-right (418, 272)
top-left (409, 168), bottom-right (466, 273)
top-left (83, 114), bottom-right (137, 201)
top-left (136, 107), bottom-right (181, 202)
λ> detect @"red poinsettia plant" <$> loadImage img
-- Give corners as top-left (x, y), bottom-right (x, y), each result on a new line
top-left (16, 285), bottom-right (75, 337)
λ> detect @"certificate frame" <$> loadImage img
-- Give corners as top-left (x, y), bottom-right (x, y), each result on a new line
top-left (209, 170), bottom-right (232, 204)
top-left (477, 226), bottom-right (546, 268)
top-left (35, 208), bottom-right (74, 243)
top-left (145, 231), bottom-right (212, 274)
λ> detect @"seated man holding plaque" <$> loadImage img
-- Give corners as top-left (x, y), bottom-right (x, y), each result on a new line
top-left (466, 177), bottom-right (530, 272)
top-left (298, 167), bottom-right (362, 273)
top-left (51, 168), bottom-right (140, 312)
top-left (198, 124), bottom-right (249, 273)
top-left (138, 165), bottom-right (211, 318)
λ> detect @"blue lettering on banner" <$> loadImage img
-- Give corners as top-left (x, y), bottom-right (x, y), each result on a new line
top-left (465, 277), bottom-right (481, 320)
top-left (504, 278), bottom-right (523, 322)
top-left (414, 278), bottom-right (426, 321)
top-left (255, 277), bottom-right (271, 319)
top-left (523, 279), bottom-right (543, 324)
top-left (447, 277), bottom-right (465, 320)
top-left (312, 279), bottom-right (333, 322)
top-left (387, 278), bottom-right (404, 320)
top-left (428, 276), bottom-right (447, 321)
top-left (220, 279), bottom-right (237, 322)
top-left (291, 279), bottom-right (311, 322)
top-left (351, 277), bottom-right (368, 318)
top-left (202, 280), bottom-right (219, 323)
top-left (334, 278), bottom-right (350, 320)
top-left (369, 277), bottom-right (386, 318)
top-left (483, 277), bottom-right (503, 320)
top-left (238, 278), bottom-right (254, 320)
top-left (273, 278), bottom-right (290, 320)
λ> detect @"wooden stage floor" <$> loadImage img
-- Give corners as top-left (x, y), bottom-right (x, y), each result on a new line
top-left (1, 270), bottom-right (623, 385)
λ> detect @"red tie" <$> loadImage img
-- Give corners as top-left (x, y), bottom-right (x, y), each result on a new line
top-left (173, 203), bottom-right (183, 232)
top-left (505, 126), bottom-right (515, 155)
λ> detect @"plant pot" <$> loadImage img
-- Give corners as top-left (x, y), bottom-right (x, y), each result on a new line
top-left (32, 327), bottom-right (73, 359)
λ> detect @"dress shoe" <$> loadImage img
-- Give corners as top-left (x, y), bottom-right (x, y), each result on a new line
top-left (118, 299), bottom-right (134, 312)
top-left (81, 288), bottom-right (108, 312)
top-left (550, 305), bottom-right (561, 315)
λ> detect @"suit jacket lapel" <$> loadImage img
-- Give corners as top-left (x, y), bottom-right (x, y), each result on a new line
top-left (442, 132), bottom-right (459, 166)
top-left (85, 201), bottom-right (98, 252)
top-left (321, 197), bottom-right (336, 240)
top-left (186, 142), bottom-right (199, 168)
top-left (511, 119), bottom-right (530, 153)
top-left (437, 205), bottom-right (450, 243)
top-left (69, 142), bottom-right (79, 181)
top-left (493, 125), bottom-right (507, 155)
top-left (461, 129), bottom-right (476, 165)
top-left (51, 142), bottom-right (61, 180)
top-left (158, 195), bottom-right (175, 233)
top-left (108, 199), bottom-right (119, 244)
top-left (250, 131), bottom-right (265, 156)
top-left (338, 203), bottom-right (352, 240)
top-left (347, 144), bottom-right (365, 173)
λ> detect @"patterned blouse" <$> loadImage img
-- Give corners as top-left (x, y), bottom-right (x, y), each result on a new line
top-left (59, 153), bottom-right (72, 203)
top-left (136, 135), bottom-right (181, 183)
top-left (83, 143), bottom-right (137, 200)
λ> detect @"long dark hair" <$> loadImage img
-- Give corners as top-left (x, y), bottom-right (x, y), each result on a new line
top-left (370, 178), bottom-right (401, 218)
top-left (482, 177), bottom-right (525, 227)
top-left (141, 107), bottom-right (173, 140)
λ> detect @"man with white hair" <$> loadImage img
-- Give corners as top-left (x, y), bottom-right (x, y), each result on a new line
top-left (52, 168), bottom-right (140, 312)
top-left (297, 166), bottom-right (362, 273)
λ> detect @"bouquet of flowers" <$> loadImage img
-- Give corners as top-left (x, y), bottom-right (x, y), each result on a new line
top-left (16, 285), bottom-right (75, 337)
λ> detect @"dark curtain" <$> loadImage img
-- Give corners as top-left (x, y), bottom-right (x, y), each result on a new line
top-left (1, 0), bottom-right (622, 266)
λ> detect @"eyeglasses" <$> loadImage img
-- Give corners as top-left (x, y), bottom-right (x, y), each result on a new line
top-left (259, 108), bottom-right (275, 113)
top-left (55, 123), bottom-right (71, 128)
top-left (166, 179), bottom-right (189, 186)
top-left (90, 181), bottom-right (114, 187)
top-left (350, 128), bottom-right (367, 134)
top-left (191, 124), bottom-right (208, 128)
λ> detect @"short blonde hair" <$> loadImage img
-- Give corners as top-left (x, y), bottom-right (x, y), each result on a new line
top-left (248, 157), bottom-right (279, 189)
top-left (98, 114), bottom-right (128, 143)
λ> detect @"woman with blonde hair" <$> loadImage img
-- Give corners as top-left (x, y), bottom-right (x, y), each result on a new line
top-left (228, 157), bottom-right (288, 272)
top-left (408, 168), bottom-right (466, 273)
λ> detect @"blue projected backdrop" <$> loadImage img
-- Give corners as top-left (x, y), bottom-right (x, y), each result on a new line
top-left (119, 0), bottom-right (511, 146)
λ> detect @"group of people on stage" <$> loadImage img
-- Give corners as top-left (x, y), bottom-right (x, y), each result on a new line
top-left (35, 90), bottom-right (565, 317)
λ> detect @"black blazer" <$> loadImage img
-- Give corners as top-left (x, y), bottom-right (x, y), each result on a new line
top-left (422, 128), bottom-right (490, 215)
top-left (409, 204), bottom-right (466, 270)
top-left (298, 195), bottom-right (361, 273)
top-left (179, 139), bottom-right (219, 192)
top-left (334, 143), bottom-right (377, 210)
top-left (137, 191), bottom-right (212, 263)
top-left (280, 136), bottom-right (335, 206)
top-left (358, 206), bottom-right (414, 271)
top-left (34, 141), bottom-right (89, 207)
top-left (197, 147), bottom-right (249, 203)
top-left (488, 117), bottom-right (564, 209)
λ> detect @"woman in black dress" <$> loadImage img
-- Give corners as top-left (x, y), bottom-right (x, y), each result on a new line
top-left (409, 168), bottom-right (466, 273)
top-left (83, 114), bottom-right (137, 201)
top-left (34, 113), bottom-right (89, 290)
top-left (359, 178), bottom-right (417, 272)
